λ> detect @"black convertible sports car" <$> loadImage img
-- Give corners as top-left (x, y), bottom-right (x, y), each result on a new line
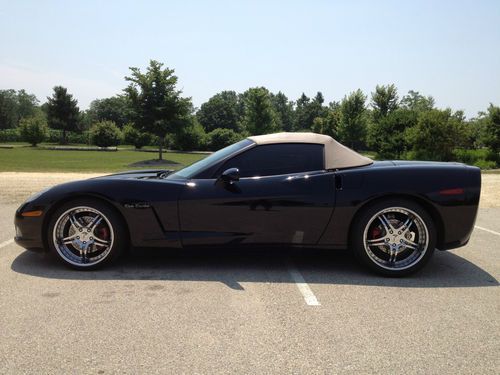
top-left (14, 132), bottom-right (481, 276)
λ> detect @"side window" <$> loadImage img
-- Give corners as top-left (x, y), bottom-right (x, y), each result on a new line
top-left (217, 143), bottom-right (324, 178)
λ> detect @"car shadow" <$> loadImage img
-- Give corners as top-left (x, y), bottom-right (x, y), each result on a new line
top-left (10, 247), bottom-right (498, 290)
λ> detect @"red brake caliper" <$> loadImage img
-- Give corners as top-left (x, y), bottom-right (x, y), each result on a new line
top-left (371, 226), bottom-right (382, 239)
top-left (98, 226), bottom-right (109, 241)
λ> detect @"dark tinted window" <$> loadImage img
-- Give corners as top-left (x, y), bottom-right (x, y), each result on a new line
top-left (217, 143), bottom-right (324, 178)
top-left (169, 139), bottom-right (253, 179)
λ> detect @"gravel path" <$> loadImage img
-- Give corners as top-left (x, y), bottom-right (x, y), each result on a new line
top-left (0, 172), bottom-right (103, 204)
top-left (0, 172), bottom-right (498, 207)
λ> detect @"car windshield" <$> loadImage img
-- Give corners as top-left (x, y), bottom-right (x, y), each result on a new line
top-left (167, 139), bottom-right (254, 179)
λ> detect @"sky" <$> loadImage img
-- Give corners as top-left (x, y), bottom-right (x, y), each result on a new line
top-left (1, 0), bottom-right (499, 118)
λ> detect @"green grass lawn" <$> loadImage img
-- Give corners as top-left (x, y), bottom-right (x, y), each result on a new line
top-left (0, 146), bottom-right (205, 172)
top-left (2, 144), bottom-right (497, 174)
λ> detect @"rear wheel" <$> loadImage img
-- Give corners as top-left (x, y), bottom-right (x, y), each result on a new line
top-left (47, 198), bottom-right (126, 270)
top-left (351, 199), bottom-right (436, 276)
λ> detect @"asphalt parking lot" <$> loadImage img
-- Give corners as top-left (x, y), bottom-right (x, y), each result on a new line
top-left (0, 203), bottom-right (499, 374)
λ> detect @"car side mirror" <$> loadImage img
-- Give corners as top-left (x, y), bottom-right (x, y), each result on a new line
top-left (219, 168), bottom-right (240, 184)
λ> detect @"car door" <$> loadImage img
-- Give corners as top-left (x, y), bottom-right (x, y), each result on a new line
top-left (178, 143), bottom-right (336, 247)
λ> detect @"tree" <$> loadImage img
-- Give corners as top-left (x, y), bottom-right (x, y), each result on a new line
top-left (87, 96), bottom-right (131, 128)
top-left (367, 108), bottom-right (417, 159)
top-left (401, 90), bottom-right (434, 112)
top-left (241, 87), bottom-right (278, 135)
top-left (405, 109), bottom-right (461, 161)
top-left (0, 89), bottom-right (18, 129)
top-left (270, 91), bottom-right (295, 131)
top-left (309, 92), bottom-right (327, 122)
top-left (196, 91), bottom-right (241, 132)
top-left (0, 89), bottom-right (39, 129)
top-left (461, 116), bottom-right (487, 149)
top-left (16, 89), bottom-right (39, 121)
top-left (124, 60), bottom-right (192, 160)
top-left (311, 106), bottom-right (342, 138)
top-left (123, 123), bottom-right (152, 149)
top-left (294, 92), bottom-right (326, 130)
top-left (46, 86), bottom-right (80, 144)
top-left (18, 111), bottom-right (48, 146)
top-left (369, 85), bottom-right (408, 158)
top-left (371, 84), bottom-right (399, 120)
top-left (484, 104), bottom-right (500, 162)
top-left (294, 93), bottom-right (310, 130)
top-left (337, 89), bottom-right (368, 150)
top-left (90, 121), bottom-right (122, 148)
top-left (207, 128), bottom-right (242, 151)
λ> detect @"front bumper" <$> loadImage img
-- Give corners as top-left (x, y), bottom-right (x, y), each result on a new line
top-left (14, 203), bottom-right (46, 252)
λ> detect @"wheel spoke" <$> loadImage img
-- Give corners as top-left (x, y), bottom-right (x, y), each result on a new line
top-left (60, 233), bottom-right (77, 244)
top-left (378, 214), bottom-right (394, 234)
top-left (402, 239), bottom-right (419, 251)
top-left (93, 237), bottom-right (110, 247)
top-left (389, 248), bottom-right (397, 263)
top-left (69, 214), bottom-right (83, 231)
top-left (399, 217), bottom-right (414, 235)
top-left (367, 237), bottom-right (388, 247)
top-left (88, 215), bottom-right (103, 232)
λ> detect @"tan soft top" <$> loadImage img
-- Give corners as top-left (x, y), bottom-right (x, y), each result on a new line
top-left (248, 132), bottom-right (373, 170)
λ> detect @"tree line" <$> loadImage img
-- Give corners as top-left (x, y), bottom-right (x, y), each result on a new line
top-left (0, 60), bottom-right (498, 167)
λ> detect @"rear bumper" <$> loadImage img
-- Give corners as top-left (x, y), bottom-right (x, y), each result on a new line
top-left (435, 166), bottom-right (481, 251)
top-left (438, 236), bottom-right (471, 251)
top-left (436, 203), bottom-right (479, 251)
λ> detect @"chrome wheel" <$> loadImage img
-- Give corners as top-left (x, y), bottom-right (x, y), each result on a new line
top-left (363, 207), bottom-right (429, 271)
top-left (52, 206), bottom-right (114, 267)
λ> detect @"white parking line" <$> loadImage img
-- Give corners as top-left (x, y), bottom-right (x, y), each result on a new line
top-left (475, 225), bottom-right (500, 237)
top-left (0, 239), bottom-right (14, 249)
top-left (288, 261), bottom-right (321, 306)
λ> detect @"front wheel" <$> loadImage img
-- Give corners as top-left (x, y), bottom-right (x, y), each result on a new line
top-left (47, 198), bottom-right (126, 270)
top-left (351, 199), bottom-right (436, 276)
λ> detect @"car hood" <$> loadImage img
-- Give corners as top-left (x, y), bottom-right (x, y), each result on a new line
top-left (93, 169), bottom-right (175, 180)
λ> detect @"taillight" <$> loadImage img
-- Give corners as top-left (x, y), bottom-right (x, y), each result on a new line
top-left (439, 188), bottom-right (465, 196)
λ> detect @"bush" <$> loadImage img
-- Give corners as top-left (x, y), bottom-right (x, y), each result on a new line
top-left (207, 128), bottom-right (242, 151)
top-left (453, 149), bottom-right (489, 165)
top-left (19, 115), bottom-right (48, 146)
top-left (452, 148), bottom-right (498, 169)
top-left (173, 120), bottom-right (207, 151)
top-left (123, 123), bottom-right (152, 149)
top-left (473, 159), bottom-right (496, 169)
top-left (90, 121), bottom-right (122, 148)
top-left (68, 131), bottom-right (91, 144)
top-left (47, 129), bottom-right (62, 143)
top-left (486, 149), bottom-right (500, 165)
top-left (0, 128), bottom-right (20, 142)
top-left (46, 129), bottom-right (90, 144)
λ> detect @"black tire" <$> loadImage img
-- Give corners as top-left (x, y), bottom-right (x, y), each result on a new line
top-left (351, 198), bottom-right (436, 277)
top-left (47, 198), bottom-right (127, 270)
